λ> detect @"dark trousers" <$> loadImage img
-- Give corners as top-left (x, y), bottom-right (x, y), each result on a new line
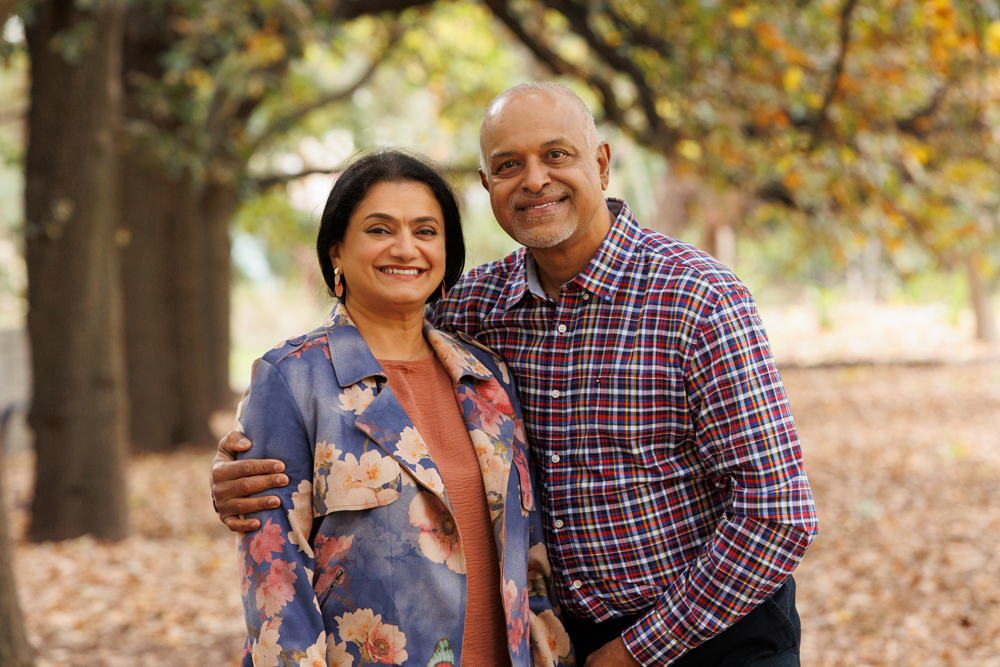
top-left (562, 577), bottom-right (800, 666)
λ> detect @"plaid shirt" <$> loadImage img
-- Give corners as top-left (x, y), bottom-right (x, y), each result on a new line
top-left (432, 199), bottom-right (817, 666)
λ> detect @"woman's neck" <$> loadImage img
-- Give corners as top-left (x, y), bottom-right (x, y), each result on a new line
top-left (343, 300), bottom-right (432, 361)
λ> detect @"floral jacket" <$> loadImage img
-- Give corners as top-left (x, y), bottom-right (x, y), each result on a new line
top-left (235, 303), bottom-right (573, 667)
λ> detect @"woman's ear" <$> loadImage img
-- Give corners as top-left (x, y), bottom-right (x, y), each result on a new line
top-left (328, 244), bottom-right (340, 263)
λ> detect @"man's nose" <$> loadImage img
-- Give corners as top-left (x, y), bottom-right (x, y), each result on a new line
top-left (522, 157), bottom-right (551, 193)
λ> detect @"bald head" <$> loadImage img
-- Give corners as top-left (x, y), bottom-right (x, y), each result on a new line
top-left (479, 82), bottom-right (600, 173)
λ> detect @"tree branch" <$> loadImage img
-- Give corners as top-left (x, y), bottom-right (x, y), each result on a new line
top-left (598, 1), bottom-right (672, 59)
top-left (482, 0), bottom-right (625, 128)
top-left (483, 0), bottom-right (680, 154)
top-left (248, 159), bottom-right (481, 192)
top-left (541, 0), bottom-right (679, 153)
top-left (808, 0), bottom-right (858, 149)
top-left (244, 25), bottom-right (403, 157)
top-left (329, 0), bottom-right (435, 20)
top-left (895, 85), bottom-right (948, 138)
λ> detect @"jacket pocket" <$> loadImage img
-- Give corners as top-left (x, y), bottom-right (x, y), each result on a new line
top-left (312, 443), bottom-right (403, 516)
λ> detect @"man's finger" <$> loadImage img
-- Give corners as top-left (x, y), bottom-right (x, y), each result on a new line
top-left (218, 494), bottom-right (282, 518)
top-left (234, 472), bottom-right (288, 498)
top-left (219, 430), bottom-right (252, 456)
top-left (213, 473), bottom-right (288, 505)
top-left (212, 458), bottom-right (286, 484)
top-left (223, 515), bottom-right (263, 532)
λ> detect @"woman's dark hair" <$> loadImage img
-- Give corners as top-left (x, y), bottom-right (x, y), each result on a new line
top-left (316, 148), bottom-right (466, 304)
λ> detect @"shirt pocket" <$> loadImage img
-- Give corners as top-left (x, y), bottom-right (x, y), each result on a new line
top-left (311, 442), bottom-right (404, 516)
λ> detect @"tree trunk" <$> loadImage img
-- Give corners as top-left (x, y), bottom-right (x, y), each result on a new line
top-left (0, 454), bottom-right (34, 667)
top-left (171, 177), bottom-right (215, 445)
top-left (120, 145), bottom-right (180, 452)
top-left (202, 181), bottom-right (237, 412)
top-left (701, 191), bottom-right (742, 271)
top-left (966, 254), bottom-right (998, 343)
top-left (24, 0), bottom-right (130, 541)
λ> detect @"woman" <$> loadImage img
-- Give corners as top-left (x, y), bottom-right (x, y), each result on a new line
top-left (235, 149), bottom-right (572, 667)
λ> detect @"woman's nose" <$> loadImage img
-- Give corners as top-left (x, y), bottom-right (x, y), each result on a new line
top-left (390, 232), bottom-right (418, 258)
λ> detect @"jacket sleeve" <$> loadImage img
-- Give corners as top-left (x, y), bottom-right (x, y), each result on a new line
top-left (236, 359), bottom-right (328, 667)
top-left (621, 287), bottom-right (818, 665)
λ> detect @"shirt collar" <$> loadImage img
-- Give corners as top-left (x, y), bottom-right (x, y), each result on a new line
top-left (323, 301), bottom-right (493, 386)
top-left (571, 198), bottom-right (639, 302)
top-left (499, 198), bottom-right (639, 307)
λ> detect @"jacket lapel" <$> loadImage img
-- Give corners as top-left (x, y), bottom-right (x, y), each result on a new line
top-left (354, 388), bottom-right (452, 506)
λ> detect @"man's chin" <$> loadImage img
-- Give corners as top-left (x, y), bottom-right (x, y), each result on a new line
top-left (510, 222), bottom-right (576, 250)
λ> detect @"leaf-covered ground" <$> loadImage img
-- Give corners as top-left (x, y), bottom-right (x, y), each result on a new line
top-left (5, 304), bottom-right (1000, 666)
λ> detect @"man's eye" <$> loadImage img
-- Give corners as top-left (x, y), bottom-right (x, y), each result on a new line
top-left (549, 150), bottom-right (567, 159)
top-left (497, 160), bottom-right (517, 172)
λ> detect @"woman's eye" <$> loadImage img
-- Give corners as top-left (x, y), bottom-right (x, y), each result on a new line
top-left (367, 227), bottom-right (390, 235)
top-left (417, 228), bottom-right (437, 236)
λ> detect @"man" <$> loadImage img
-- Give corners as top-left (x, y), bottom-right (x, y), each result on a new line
top-left (212, 82), bottom-right (817, 666)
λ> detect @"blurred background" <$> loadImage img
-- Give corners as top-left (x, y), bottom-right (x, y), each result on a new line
top-left (1, 0), bottom-right (999, 665)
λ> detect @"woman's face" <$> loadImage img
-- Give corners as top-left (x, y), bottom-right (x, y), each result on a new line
top-left (329, 180), bottom-right (447, 317)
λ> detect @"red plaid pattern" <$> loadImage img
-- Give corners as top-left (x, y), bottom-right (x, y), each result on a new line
top-left (432, 200), bottom-right (817, 665)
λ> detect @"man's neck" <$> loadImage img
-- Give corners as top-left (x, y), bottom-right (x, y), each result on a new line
top-left (529, 205), bottom-right (615, 301)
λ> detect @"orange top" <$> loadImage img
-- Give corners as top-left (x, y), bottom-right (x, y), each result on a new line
top-left (381, 356), bottom-right (511, 667)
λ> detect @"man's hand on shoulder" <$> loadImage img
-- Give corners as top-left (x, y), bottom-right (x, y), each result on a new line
top-left (584, 638), bottom-right (641, 667)
top-left (210, 431), bottom-right (288, 532)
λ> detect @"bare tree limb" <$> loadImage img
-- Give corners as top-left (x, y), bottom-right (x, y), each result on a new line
top-left (808, 0), bottom-right (858, 149)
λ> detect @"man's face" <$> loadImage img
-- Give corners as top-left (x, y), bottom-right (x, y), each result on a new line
top-left (479, 91), bottom-right (610, 253)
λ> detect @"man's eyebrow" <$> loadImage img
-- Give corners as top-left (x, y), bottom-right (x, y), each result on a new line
top-left (489, 138), bottom-right (575, 162)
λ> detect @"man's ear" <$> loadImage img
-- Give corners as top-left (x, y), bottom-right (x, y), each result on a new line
top-left (479, 169), bottom-right (489, 190)
top-left (597, 142), bottom-right (611, 191)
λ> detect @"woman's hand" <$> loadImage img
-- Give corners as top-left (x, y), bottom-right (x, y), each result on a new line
top-left (210, 431), bottom-right (289, 532)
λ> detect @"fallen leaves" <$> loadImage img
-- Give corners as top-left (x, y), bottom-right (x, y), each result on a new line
top-left (4, 352), bottom-right (1000, 665)
top-left (5, 450), bottom-right (246, 667)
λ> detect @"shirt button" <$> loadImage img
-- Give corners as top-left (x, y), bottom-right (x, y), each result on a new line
top-left (550, 389), bottom-right (560, 398)
top-left (554, 519), bottom-right (564, 529)
top-left (550, 454), bottom-right (560, 463)
top-left (572, 580), bottom-right (583, 590)
top-left (582, 293), bottom-right (590, 301)
top-left (557, 324), bottom-right (567, 333)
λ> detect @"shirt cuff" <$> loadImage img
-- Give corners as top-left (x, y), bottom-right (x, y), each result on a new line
top-left (621, 608), bottom-right (689, 666)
